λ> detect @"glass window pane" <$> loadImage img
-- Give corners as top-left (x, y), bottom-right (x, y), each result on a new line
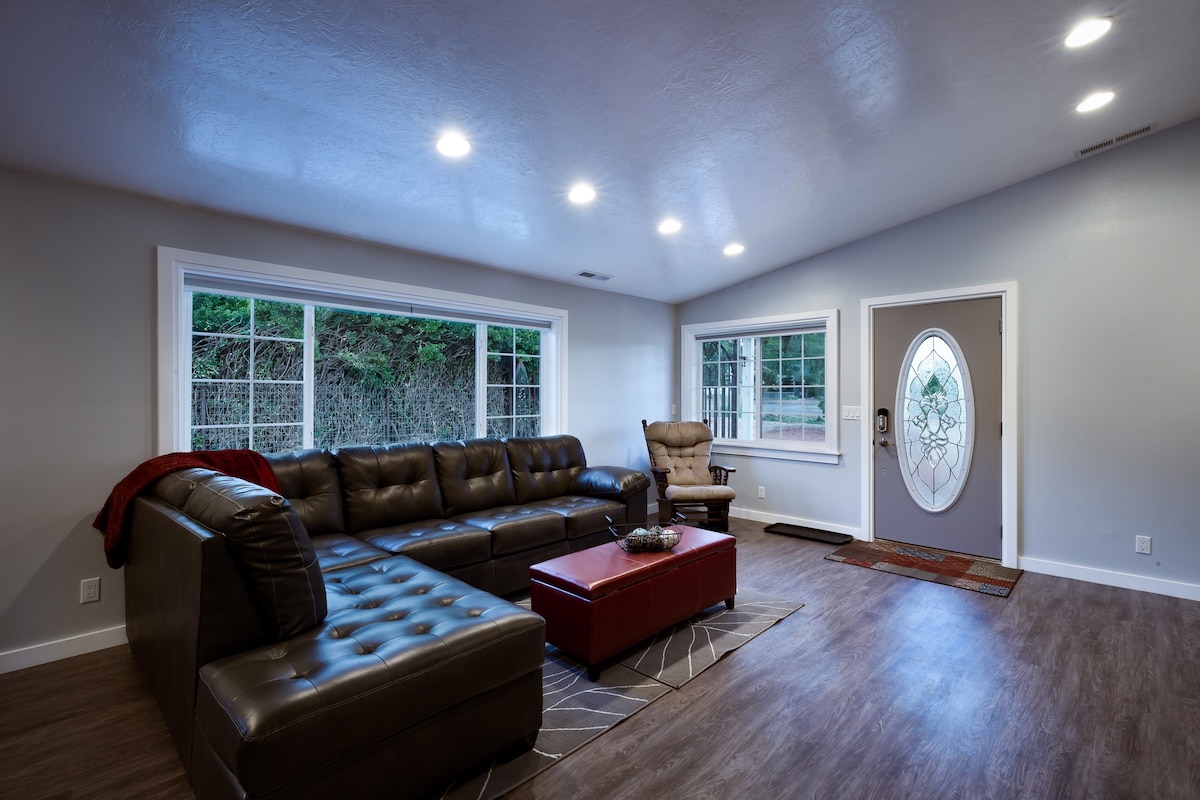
top-left (253, 339), bottom-right (303, 381)
top-left (255, 383), bottom-right (304, 424)
top-left (253, 300), bottom-right (304, 339)
top-left (515, 356), bottom-right (539, 385)
top-left (803, 358), bottom-right (825, 386)
top-left (251, 425), bottom-right (304, 453)
top-left (516, 386), bottom-right (539, 416)
top-left (488, 354), bottom-right (514, 384)
top-left (487, 386), bottom-right (513, 417)
top-left (761, 336), bottom-right (780, 359)
top-left (192, 294), bottom-right (250, 334)
top-left (487, 326), bottom-right (514, 353)
top-left (487, 418), bottom-right (512, 438)
top-left (193, 336), bottom-right (250, 380)
top-left (514, 416), bottom-right (539, 437)
top-left (803, 332), bottom-right (825, 358)
top-left (192, 426), bottom-right (249, 451)
top-left (192, 382), bottom-right (249, 426)
top-left (782, 335), bottom-right (803, 358)
top-left (514, 328), bottom-right (541, 356)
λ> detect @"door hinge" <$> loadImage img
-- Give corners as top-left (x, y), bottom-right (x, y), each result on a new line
top-left (999, 319), bottom-right (1003, 335)
top-left (999, 421), bottom-right (1003, 437)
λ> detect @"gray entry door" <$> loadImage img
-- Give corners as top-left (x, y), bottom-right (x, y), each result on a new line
top-left (872, 297), bottom-right (1002, 559)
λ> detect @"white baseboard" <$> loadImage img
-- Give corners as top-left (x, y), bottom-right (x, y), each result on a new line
top-left (0, 625), bottom-right (128, 675)
top-left (729, 506), bottom-right (862, 538)
top-left (1018, 557), bottom-right (1200, 602)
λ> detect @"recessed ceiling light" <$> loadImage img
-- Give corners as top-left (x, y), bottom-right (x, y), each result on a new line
top-left (723, 243), bottom-right (745, 256)
top-left (436, 132), bottom-right (471, 158)
top-left (568, 183), bottom-right (596, 204)
top-left (658, 218), bottom-right (682, 235)
top-left (1076, 91), bottom-right (1115, 113)
top-left (1065, 17), bottom-right (1113, 48)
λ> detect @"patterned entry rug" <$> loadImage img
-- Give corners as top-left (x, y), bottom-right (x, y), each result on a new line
top-left (825, 538), bottom-right (1023, 597)
top-left (434, 587), bottom-right (800, 799)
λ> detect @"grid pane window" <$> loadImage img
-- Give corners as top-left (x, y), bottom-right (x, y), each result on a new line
top-left (700, 330), bottom-right (826, 444)
top-left (191, 295), bottom-right (305, 453)
top-left (486, 325), bottom-right (541, 438)
top-left (188, 292), bottom-right (543, 452)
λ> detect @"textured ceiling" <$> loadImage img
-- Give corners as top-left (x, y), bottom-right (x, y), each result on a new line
top-left (1, 1), bottom-right (1198, 303)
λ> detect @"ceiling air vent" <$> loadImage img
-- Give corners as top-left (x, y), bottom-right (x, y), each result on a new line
top-left (577, 270), bottom-right (613, 281)
top-left (1076, 123), bottom-right (1157, 158)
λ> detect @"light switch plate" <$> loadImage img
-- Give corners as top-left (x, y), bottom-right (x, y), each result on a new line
top-left (842, 406), bottom-right (862, 420)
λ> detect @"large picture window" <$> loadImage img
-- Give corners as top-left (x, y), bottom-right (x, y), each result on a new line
top-left (158, 248), bottom-right (566, 454)
top-left (682, 310), bottom-right (839, 463)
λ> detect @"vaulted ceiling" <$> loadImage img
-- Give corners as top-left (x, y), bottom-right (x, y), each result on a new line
top-left (2, 1), bottom-right (1197, 303)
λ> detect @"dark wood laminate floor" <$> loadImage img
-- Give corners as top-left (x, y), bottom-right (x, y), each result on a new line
top-left (2, 519), bottom-right (1198, 799)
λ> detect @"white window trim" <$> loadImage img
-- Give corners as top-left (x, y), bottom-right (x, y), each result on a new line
top-left (680, 309), bottom-right (840, 464)
top-left (156, 246), bottom-right (568, 454)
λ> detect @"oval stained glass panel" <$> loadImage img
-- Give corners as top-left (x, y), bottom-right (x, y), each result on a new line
top-left (894, 329), bottom-right (974, 513)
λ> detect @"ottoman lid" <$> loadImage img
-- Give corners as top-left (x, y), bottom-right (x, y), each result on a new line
top-left (531, 526), bottom-right (735, 599)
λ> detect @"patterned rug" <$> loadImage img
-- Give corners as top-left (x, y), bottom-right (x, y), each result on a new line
top-left (825, 538), bottom-right (1023, 597)
top-left (434, 587), bottom-right (799, 799)
top-left (619, 587), bottom-right (803, 688)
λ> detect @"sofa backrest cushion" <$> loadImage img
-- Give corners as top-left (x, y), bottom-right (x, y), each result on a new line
top-left (335, 443), bottom-right (445, 533)
top-left (433, 438), bottom-right (516, 517)
top-left (153, 468), bottom-right (326, 641)
top-left (506, 435), bottom-right (587, 503)
top-left (263, 449), bottom-right (344, 536)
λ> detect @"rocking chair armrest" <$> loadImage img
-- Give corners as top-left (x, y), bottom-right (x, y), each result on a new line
top-left (648, 465), bottom-right (672, 496)
top-left (709, 464), bottom-right (735, 485)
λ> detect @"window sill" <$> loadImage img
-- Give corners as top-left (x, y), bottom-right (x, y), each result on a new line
top-left (711, 441), bottom-right (841, 465)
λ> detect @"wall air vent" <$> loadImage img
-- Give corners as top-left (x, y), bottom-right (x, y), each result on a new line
top-left (1076, 123), bottom-right (1157, 158)
top-left (577, 270), bottom-right (613, 281)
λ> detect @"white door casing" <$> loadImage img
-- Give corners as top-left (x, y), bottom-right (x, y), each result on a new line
top-left (860, 283), bottom-right (1019, 567)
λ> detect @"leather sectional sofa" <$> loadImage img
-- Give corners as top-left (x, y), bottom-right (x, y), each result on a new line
top-left (123, 434), bottom-right (650, 800)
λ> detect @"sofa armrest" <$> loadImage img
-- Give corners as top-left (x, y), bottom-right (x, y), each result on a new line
top-left (125, 496), bottom-right (266, 771)
top-left (571, 465), bottom-right (651, 500)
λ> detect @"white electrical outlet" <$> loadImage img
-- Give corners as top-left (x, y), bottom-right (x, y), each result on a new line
top-left (1135, 535), bottom-right (1152, 555)
top-left (80, 577), bottom-right (101, 604)
top-left (757, 485), bottom-right (766, 499)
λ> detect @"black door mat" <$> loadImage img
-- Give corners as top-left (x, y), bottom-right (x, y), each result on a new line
top-left (764, 523), bottom-right (853, 546)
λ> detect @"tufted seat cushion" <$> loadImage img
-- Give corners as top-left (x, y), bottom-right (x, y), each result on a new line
top-left (359, 519), bottom-right (492, 569)
top-left (525, 495), bottom-right (626, 538)
top-left (194, 556), bottom-right (545, 798)
top-left (309, 533), bottom-right (392, 572)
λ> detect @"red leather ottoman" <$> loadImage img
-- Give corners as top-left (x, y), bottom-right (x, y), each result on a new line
top-left (529, 525), bottom-right (736, 678)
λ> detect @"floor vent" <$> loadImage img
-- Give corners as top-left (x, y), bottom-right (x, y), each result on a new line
top-left (1076, 123), bottom-right (1157, 158)
top-left (577, 270), bottom-right (613, 281)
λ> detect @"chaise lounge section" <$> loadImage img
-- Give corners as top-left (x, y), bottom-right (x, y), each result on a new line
top-left (123, 434), bottom-right (650, 800)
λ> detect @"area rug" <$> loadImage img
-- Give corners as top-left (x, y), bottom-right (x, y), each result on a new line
top-left (435, 587), bottom-right (799, 799)
top-left (825, 538), bottom-right (1023, 597)
top-left (619, 587), bottom-right (803, 688)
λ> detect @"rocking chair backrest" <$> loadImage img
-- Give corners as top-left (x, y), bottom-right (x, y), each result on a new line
top-left (642, 420), bottom-right (716, 487)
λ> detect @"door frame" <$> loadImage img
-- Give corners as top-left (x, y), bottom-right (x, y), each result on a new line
top-left (860, 282), bottom-right (1019, 568)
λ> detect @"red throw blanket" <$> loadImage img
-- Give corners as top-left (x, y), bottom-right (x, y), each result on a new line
top-left (93, 450), bottom-right (281, 569)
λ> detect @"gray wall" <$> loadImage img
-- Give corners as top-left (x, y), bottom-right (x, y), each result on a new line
top-left (0, 170), bottom-right (675, 664)
top-left (3, 115), bottom-right (1197, 669)
top-left (682, 117), bottom-right (1200, 593)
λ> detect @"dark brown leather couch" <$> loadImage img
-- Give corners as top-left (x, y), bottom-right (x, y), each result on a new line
top-left (124, 435), bottom-right (650, 800)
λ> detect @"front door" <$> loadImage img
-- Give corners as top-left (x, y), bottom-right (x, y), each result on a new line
top-left (872, 297), bottom-right (1002, 559)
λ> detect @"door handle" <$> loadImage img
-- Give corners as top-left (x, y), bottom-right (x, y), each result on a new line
top-left (878, 437), bottom-right (890, 447)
